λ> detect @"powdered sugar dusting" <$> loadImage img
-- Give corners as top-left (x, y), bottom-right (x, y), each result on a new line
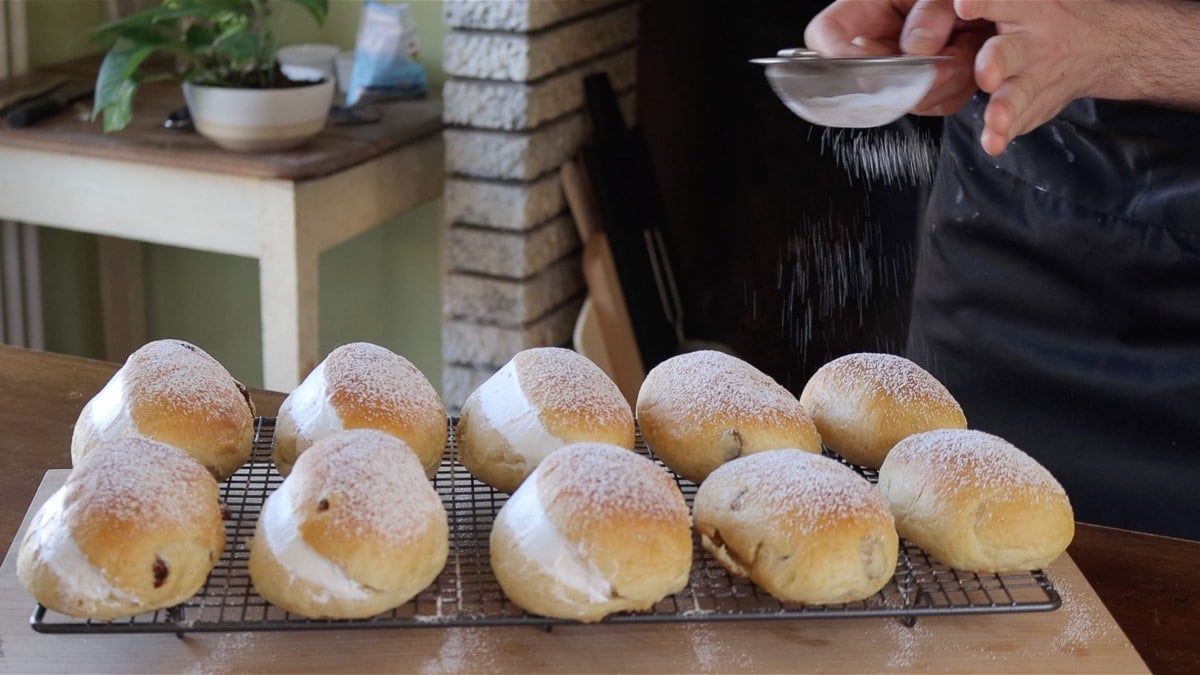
top-left (70, 437), bottom-right (216, 525)
top-left (539, 443), bottom-right (688, 525)
top-left (685, 623), bottom-right (755, 670)
top-left (184, 632), bottom-right (257, 674)
top-left (1051, 574), bottom-right (1110, 654)
top-left (889, 429), bottom-right (1066, 497)
top-left (514, 347), bottom-right (630, 427)
top-left (818, 352), bottom-right (959, 411)
top-left (643, 350), bottom-right (808, 425)
top-left (416, 627), bottom-right (497, 674)
top-left (703, 449), bottom-right (892, 536)
top-left (884, 618), bottom-right (930, 668)
top-left (297, 430), bottom-right (445, 548)
top-left (323, 342), bottom-right (444, 424)
top-left (121, 340), bottom-right (248, 424)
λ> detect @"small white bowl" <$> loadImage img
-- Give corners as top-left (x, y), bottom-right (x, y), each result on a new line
top-left (277, 43), bottom-right (340, 81)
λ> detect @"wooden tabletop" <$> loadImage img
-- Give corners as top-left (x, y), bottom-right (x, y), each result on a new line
top-left (1, 345), bottom-right (1196, 673)
top-left (0, 56), bottom-right (443, 180)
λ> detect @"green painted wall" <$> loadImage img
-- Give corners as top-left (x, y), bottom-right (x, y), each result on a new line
top-left (24, 0), bottom-right (447, 391)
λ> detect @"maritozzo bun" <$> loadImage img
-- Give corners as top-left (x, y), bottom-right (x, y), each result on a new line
top-left (490, 442), bottom-right (692, 622)
top-left (693, 449), bottom-right (898, 604)
top-left (249, 429), bottom-right (448, 619)
top-left (71, 339), bottom-right (256, 481)
top-left (636, 350), bottom-right (822, 483)
top-left (273, 342), bottom-right (447, 477)
top-left (878, 428), bottom-right (1075, 573)
top-left (18, 437), bottom-right (225, 620)
top-left (456, 347), bottom-right (635, 493)
top-left (799, 352), bottom-right (966, 469)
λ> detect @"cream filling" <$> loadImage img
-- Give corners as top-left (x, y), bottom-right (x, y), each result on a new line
top-left (32, 489), bottom-right (139, 608)
top-left (80, 369), bottom-right (141, 442)
top-left (477, 360), bottom-right (566, 467)
top-left (501, 471), bottom-right (613, 603)
top-left (279, 361), bottom-right (344, 450)
top-left (261, 479), bottom-right (369, 601)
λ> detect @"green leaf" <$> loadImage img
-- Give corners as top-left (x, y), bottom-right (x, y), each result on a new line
top-left (215, 24), bottom-right (259, 64)
top-left (185, 23), bottom-right (217, 52)
top-left (99, 79), bottom-right (138, 133)
top-left (93, 39), bottom-right (172, 132)
top-left (92, 40), bottom-right (136, 120)
top-left (286, 0), bottom-right (328, 26)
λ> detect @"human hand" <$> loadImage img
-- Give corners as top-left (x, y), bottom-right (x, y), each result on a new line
top-left (955, 0), bottom-right (1123, 156)
top-left (804, 0), bottom-right (993, 119)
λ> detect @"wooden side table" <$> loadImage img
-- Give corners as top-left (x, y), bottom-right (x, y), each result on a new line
top-left (0, 57), bottom-right (444, 390)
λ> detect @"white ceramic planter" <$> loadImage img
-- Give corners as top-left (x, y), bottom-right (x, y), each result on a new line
top-left (182, 66), bottom-right (335, 152)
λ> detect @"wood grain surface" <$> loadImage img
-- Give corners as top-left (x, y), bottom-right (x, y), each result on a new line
top-left (0, 56), bottom-right (442, 181)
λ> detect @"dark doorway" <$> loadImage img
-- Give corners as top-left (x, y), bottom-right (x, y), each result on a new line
top-left (635, 0), bottom-right (936, 391)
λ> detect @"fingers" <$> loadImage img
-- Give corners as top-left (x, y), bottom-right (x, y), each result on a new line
top-left (953, 0), bottom-right (1023, 23)
top-left (804, 12), bottom-right (864, 57)
top-left (980, 90), bottom-right (1015, 156)
top-left (974, 34), bottom-right (1036, 93)
top-left (911, 24), bottom-right (991, 116)
top-left (982, 74), bottom-right (1057, 156)
top-left (805, 1), bottom-right (906, 57)
top-left (901, 0), bottom-right (958, 55)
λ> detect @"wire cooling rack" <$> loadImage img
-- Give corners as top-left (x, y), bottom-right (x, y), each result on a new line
top-left (30, 418), bottom-right (1060, 635)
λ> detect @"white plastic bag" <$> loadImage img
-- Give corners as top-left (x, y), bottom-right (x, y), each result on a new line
top-left (346, 1), bottom-right (429, 106)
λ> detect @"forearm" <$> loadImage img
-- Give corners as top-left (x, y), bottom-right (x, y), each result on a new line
top-left (1099, 0), bottom-right (1200, 108)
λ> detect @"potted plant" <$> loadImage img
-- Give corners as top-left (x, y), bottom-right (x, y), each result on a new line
top-left (90, 0), bottom-right (334, 151)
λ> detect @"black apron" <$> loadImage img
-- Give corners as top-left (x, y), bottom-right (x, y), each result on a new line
top-left (907, 93), bottom-right (1200, 540)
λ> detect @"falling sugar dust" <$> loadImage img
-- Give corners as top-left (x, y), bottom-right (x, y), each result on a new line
top-left (759, 123), bottom-right (938, 386)
top-left (817, 124), bottom-right (940, 188)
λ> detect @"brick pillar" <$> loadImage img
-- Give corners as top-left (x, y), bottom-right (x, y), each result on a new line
top-left (440, 0), bottom-right (638, 410)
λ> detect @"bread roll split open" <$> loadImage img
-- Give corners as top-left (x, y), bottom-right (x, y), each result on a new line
top-left (457, 347), bottom-right (635, 494)
top-left (18, 437), bottom-right (225, 620)
top-left (273, 342), bottom-right (447, 478)
top-left (71, 339), bottom-right (256, 481)
top-left (490, 442), bottom-right (692, 622)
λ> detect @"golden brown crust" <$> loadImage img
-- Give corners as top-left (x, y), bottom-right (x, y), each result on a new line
top-left (18, 437), bottom-right (225, 620)
top-left (273, 342), bottom-right (447, 478)
top-left (799, 352), bottom-right (967, 469)
top-left (636, 350), bottom-right (822, 483)
top-left (457, 348), bottom-right (635, 493)
top-left (249, 429), bottom-right (448, 618)
top-left (454, 406), bottom-right (530, 494)
top-left (71, 339), bottom-right (255, 481)
top-left (878, 429), bottom-right (1075, 572)
top-left (515, 349), bottom-right (636, 444)
top-left (693, 449), bottom-right (898, 604)
top-left (490, 443), bottom-right (692, 622)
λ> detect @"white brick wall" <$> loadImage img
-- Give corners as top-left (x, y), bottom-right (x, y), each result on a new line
top-left (444, 91), bottom-right (635, 180)
top-left (444, 174), bottom-right (564, 231)
top-left (447, 215), bottom-right (580, 278)
top-left (443, 48), bottom-right (637, 131)
top-left (441, 0), bottom-right (639, 410)
top-left (443, 3), bottom-right (637, 81)
top-left (443, 0), bottom-right (621, 32)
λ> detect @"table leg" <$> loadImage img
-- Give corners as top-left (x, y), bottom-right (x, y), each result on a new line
top-left (97, 235), bottom-right (146, 362)
top-left (258, 226), bottom-right (318, 392)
